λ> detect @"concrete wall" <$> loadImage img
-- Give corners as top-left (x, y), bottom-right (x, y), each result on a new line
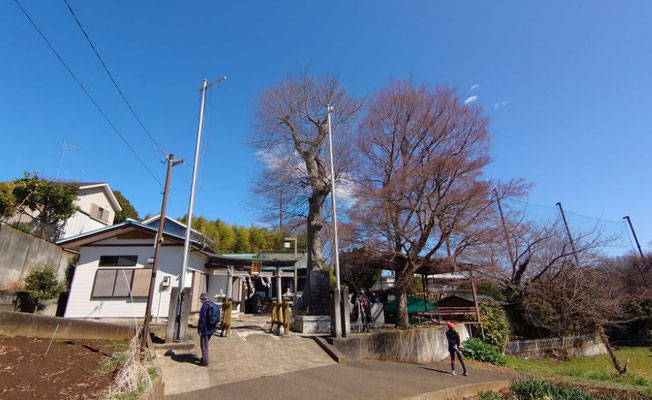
top-left (0, 310), bottom-right (134, 340)
top-left (505, 332), bottom-right (607, 358)
top-left (65, 240), bottom-right (207, 319)
top-left (0, 224), bottom-right (75, 289)
top-left (331, 323), bottom-right (470, 363)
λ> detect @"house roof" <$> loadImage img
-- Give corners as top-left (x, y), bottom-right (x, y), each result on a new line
top-left (56, 181), bottom-right (122, 213)
top-left (206, 250), bottom-right (307, 271)
top-left (141, 215), bottom-right (210, 239)
top-left (56, 218), bottom-right (216, 256)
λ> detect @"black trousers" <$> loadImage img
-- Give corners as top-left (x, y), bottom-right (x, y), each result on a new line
top-left (449, 346), bottom-right (467, 373)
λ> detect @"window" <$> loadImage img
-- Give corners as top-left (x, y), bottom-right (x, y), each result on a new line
top-left (90, 203), bottom-right (110, 223)
top-left (91, 268), bottom-right (151, 298)
top-left (99, 255), bottom-right (138, 267)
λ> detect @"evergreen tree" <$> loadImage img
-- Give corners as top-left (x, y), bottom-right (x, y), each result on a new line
top-left (112, 190), bottom-right (139, 223)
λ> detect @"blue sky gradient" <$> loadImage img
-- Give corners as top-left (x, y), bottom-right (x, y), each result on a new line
top-left (1, 1), bottom-right (650, 250)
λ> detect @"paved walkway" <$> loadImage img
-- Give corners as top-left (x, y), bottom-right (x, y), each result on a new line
top-left (156, 314), bottom-right (336, 396)
top-left (157, 314), bottom-right (512, 399)
top-left (165, 359), bottom-right (512, 400)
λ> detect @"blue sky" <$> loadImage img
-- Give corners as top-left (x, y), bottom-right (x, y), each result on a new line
top-left (2, 1), bottom-right (651, 251)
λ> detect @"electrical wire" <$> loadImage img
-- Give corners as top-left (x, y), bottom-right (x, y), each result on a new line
top-left (62, 0), bottom-right (165, 155)
top-left (14, 0), bottom-right (162, 186)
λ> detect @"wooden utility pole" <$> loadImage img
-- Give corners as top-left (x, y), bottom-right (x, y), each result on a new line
top-left (141, 154), bottom-right (183, 351)
top-left (623, 216), bottom-right (645, 257)
top-left (493, 188), bottom-right (516, 267)
top-left (556, 202), bottom-right (581, 267)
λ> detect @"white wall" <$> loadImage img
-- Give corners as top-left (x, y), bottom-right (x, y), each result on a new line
top-left (60, 211), bottom-right (108, 239)
top-left (76, 186), bottom-right (116, 224)
top-left (65, 242), bottom-right (208, 319)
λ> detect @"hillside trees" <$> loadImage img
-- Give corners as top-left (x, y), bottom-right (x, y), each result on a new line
top-left (352, 80), bottom-right (525, 328)
top-left (112, 190), bottom-right (139, 223)
top-left (179, 214), bottom-right (300, 254)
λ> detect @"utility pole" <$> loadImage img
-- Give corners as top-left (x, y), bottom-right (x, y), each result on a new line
top-left (326, 105), bottom-right (341, 291)
top-left (623, 216), bottom-right (645, 257)
top-left (175, 76), bottom-right (226, 341)
top-left (493, 188), bottom-right (516, 267)
top-left (556, 202), bottom-right (581, 267)
top-left (142, 154), bottom-right (183, 351)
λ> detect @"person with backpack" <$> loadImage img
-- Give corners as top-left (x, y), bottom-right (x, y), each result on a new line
top-left (198, 292), bottom-right (219, 366)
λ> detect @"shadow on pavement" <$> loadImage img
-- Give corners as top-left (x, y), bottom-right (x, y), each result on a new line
top-left (418, 365), bottom-right (453, 375)
top-left (164, 349), bottom-right (202, 365)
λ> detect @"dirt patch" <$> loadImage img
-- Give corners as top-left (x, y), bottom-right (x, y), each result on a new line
top-left (0, 335), bottom-right (126, 399)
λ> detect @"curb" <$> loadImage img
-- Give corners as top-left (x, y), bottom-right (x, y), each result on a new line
top-left (312, 336), bottom-right (347, 365)
top-left (399, 380), bottom-right (510, 400)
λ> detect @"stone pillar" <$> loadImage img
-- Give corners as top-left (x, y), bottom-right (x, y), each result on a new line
top-left (226, 266), bottom-right (234, 299)
top-left (330, 288), bottom-right (342, 337)
top-left (341, 287), bottom-right (351, 337)
top-left (165, 287), bottom-right (192, 342)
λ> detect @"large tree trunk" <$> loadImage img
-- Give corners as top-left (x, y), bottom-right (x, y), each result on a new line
top-left (395, 270), bottom-right (410, 328)
top-left (301, 187), bottom-right (328, 313)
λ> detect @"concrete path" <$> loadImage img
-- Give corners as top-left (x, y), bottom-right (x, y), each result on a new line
top-left (156, 315), bottom-right (336, 396)
top-left (157, 314), bottom-right (512, 399)
top-left (165, 359), bottom-right (513, 400)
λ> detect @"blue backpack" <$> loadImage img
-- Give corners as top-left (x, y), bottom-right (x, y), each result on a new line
top-left (208, 302), bottom-right (221, 326)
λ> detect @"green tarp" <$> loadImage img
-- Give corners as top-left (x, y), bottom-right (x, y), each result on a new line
top-left (384, 297), bottom-right (438, 313)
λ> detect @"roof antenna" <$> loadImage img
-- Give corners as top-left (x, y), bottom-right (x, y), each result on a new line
top-left (56, 138), bottom-right (79, 179)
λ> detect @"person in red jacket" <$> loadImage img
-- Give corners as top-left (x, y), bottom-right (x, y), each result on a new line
top-left (197, 293), bottom-right (216, 366)
top-left (445, 321), bottom-right (468, 376)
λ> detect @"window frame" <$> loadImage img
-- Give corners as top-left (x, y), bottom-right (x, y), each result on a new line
top-left (91, 259), bottom-right (151, 299)
top-left (98, 255), bottom-right (138, 268)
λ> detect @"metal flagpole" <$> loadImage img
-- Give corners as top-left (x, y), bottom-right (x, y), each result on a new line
top-left (174, 76), bottom-right (226, 341)
top-left (326, 105), bottom-right (341, 291)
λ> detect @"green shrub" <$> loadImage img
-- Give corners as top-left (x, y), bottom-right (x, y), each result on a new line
top-left (24, 266), bottom-right (63, 309)
top-left (462, 337), bottom-right (506, 365)
top-left (480, 302), bottom-right (510, 351)
top-left (510, 379), bottom-right (593, 400)
top-left (480, 379), bottom-right (651, 400)
top-left (10, 222), bottom-right (33, 235)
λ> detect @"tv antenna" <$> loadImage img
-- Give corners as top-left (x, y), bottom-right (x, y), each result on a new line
top-left (56, 138), bottom-right (79, 179)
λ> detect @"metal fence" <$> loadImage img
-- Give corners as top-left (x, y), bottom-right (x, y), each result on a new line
top-left (506, 332), bottom-right (601, 356)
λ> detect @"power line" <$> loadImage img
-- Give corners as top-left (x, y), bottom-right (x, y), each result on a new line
top-left (14, 0), bottom-right (162, 186)
top-left (62, 0), bottom-right (164, 154)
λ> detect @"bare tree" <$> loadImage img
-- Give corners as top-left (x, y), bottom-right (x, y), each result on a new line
top-left (250, 70), bottom-right (362, 311)
top-left (487, 213), bottom-right (631, 373)
top-left (353, 79), bottom-right (524, 328)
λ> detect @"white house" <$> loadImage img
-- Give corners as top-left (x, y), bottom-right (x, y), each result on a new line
top-left (59, 182), bottom-right (122, 239)
top-left (58, 216), bottom-right (213, 319)
top-left (58, 214), bottom-right (307, 320)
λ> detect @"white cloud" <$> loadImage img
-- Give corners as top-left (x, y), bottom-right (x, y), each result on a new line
top-left (470, 84), bottom-right (480, 91)
top-left (494, 100), bottom-right (508, 109)
top-left (464, 96), bottom-right (478, 105)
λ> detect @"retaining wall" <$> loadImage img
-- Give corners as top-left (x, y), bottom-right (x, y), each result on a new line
top-left (0, 310), bottom-right (135, 340)
top-left (330, 323), bottom-right (470, 363)
top-left (0, 224), bottom-right (74, 288)
top-left (506, 332), bottom-right (607, 358)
